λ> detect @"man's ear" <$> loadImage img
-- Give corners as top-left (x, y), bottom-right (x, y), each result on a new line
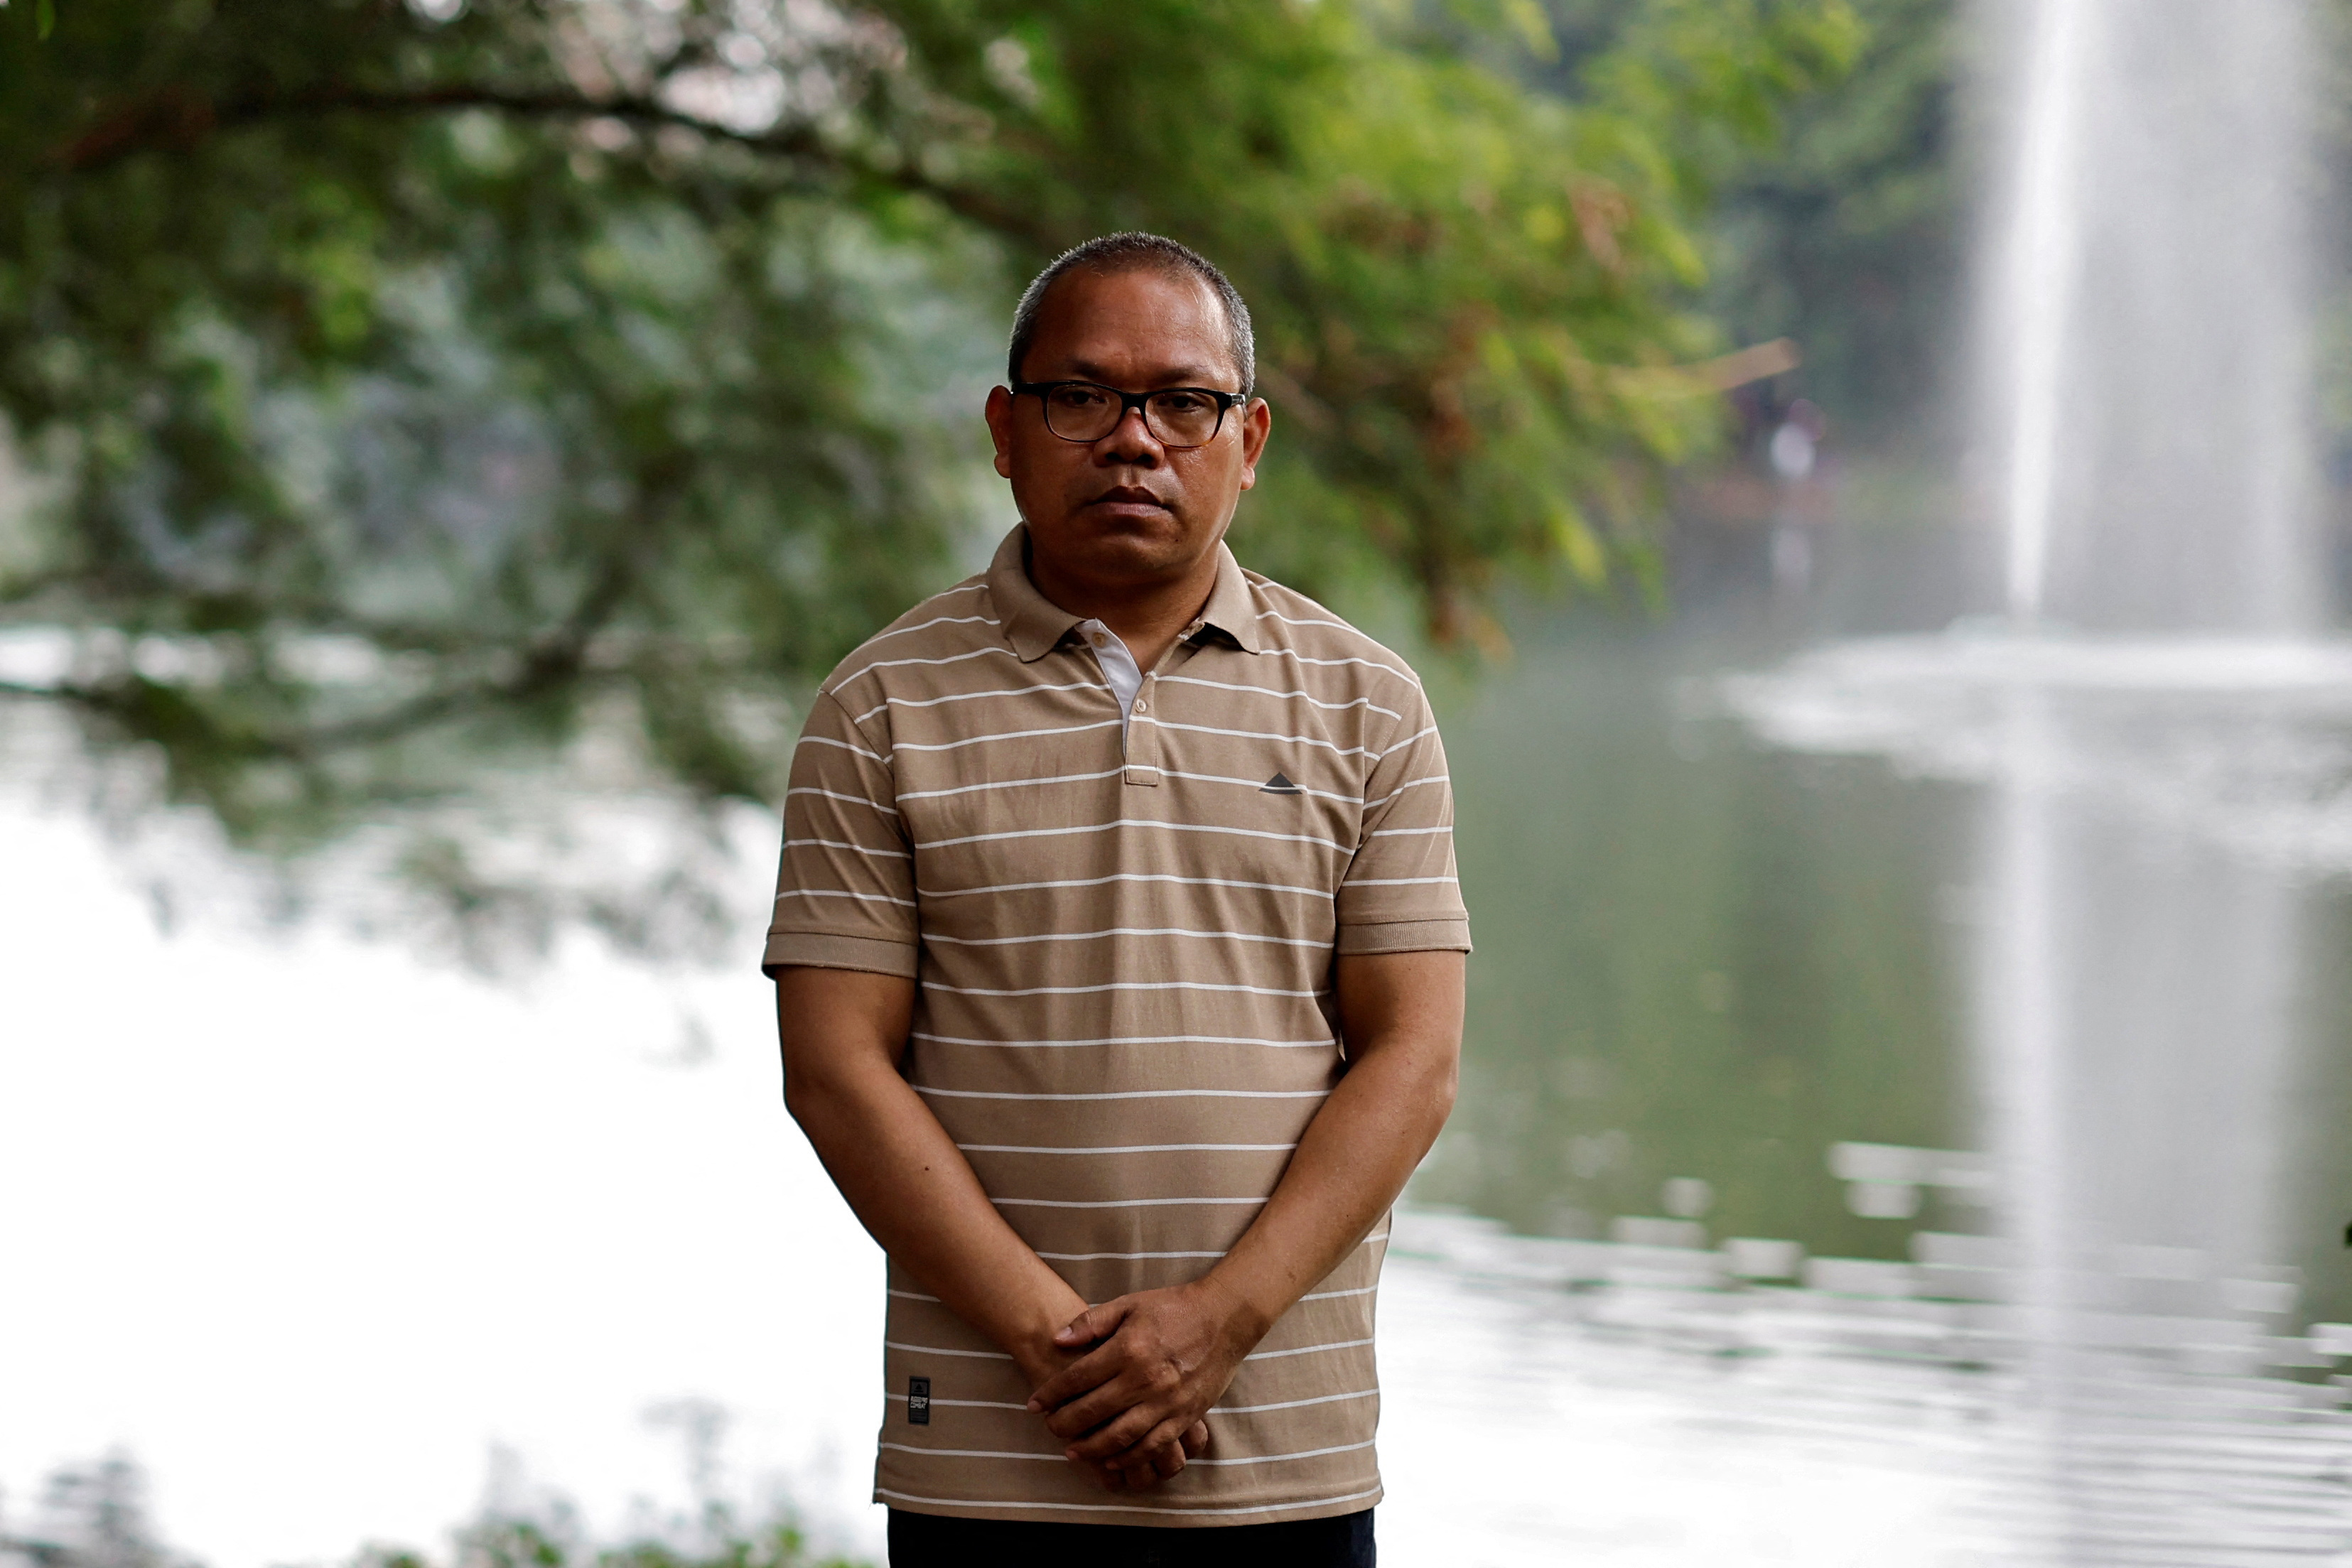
top-left (984, 384), bottom-right (1017, 480)
top-left (1236, 397), bottom-right (1273, 492)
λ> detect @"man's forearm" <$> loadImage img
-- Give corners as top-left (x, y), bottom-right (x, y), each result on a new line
top-left (1025, 948), bottom-right (1464, 1464)
top-left (777, 973), bottom-right (1084, 1377)
top-left (1202, 1013), bottom-right (1459, 1341)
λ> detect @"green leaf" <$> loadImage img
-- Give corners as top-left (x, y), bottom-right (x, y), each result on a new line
top-left (0, 0), bottom-right (1860, 952)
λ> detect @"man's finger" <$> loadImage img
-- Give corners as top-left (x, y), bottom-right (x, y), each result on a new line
top-left (1065, 1401), bottom-right (1176, 1463)
top-left (1041, 1373), bottom-right (1155, 1442)
top-left (1026, 1341), bottom-right (1128, 1415)
top-left (1098, 1447), bottom-right (1165, 1493)
top-left (1052, 1297), bottom-right (1128, 1350)
top-left (1093, 1412), bottom-right (1197, 1474)
top-left (1121, 1447), bottom-right (1172, 1488)
top-left (1127, 1415), bottom-right (1197, 1468)
top-left (1110, 1436), bottom-right (1185, 1489)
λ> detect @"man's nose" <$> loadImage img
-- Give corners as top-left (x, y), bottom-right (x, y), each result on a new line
top-left (1092, 404), bottom-right (1163, 464)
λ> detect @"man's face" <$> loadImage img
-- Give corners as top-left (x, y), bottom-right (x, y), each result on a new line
top-left (984, 267), bottom-right (1271, 591)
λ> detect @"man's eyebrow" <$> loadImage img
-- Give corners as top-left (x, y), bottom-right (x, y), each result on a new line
top-left (1060, 357), bottom-right (1234, 389)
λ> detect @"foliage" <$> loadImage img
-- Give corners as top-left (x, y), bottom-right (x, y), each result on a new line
top-left (0, 1454), bottom-right (195, 1568)
top-left (0, 0), bottom-right (1855, 951)
top-left (0, 1453), bottom-right (868, 1568)
top-left (1690, 0), bottom-right (1961, 445)
top-left (413, 1499), bottom-right (865, 1568)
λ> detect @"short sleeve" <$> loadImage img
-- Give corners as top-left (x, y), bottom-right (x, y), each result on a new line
top-left (1334, 686), bottom-right (1472, 955)
top-left (761, 689), bottom-right (920, 978)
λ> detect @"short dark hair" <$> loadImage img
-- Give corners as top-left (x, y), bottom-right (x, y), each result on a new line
top-left (1006, 232), bottom-right (1256, 397)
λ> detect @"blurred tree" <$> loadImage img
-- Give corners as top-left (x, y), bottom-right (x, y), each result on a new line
top-left (0, 1451), bottom-right (868, 1568)
top-left (1692, 0), bottom-right (1959, 447)
top-left (1491, 0), bottom-right (1958, 455)
top-left (0, 0), bottom-right (1855, 955)
top-left (431, 1509), bottom-right (865, 1568)
top-left (1, 1453), bottom-right (198, 1568)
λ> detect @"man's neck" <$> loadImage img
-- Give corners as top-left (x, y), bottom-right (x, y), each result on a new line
top-left (1025, 536), bottom-right (1223, 673)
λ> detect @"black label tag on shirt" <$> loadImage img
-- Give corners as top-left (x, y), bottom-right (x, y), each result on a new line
top-left (907, 1375), bottom-right (932, 1425)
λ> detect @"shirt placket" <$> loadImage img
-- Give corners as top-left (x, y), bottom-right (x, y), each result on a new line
top-left (1126, 622), bottom-right (1209, 788)
top-left (1124, 663), bottom-right (1160, 786)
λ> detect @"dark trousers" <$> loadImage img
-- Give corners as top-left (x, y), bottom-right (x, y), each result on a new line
top-left (886, 1506), bottom-right (1375, 1567)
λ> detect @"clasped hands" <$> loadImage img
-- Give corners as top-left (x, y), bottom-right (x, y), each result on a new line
top-left (1018, 1275), bottom-right (1265, 1493)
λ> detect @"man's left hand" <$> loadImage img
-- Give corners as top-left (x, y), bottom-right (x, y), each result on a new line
top-left (1025, 1277), bottom-right (1265, 1466)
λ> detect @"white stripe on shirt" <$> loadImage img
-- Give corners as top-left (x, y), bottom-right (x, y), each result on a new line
top-left (917, 872), bottom-right (1334, 902)
top-left (853, 681), bottom-right (1106, 722)
top-left (785, 837), bottom-right (909, 858)
top-left (897, 767), bottom-right (1126, 802)
top-left (1214, 1388), bottom-right (1379, 1415)
top-left (923, 926), bottom-right (1327, 949)
top-left (911, 1030), bottom-right (1334, 1050)
top-left (918, 818), bottom-right (1351, 855)
top-left (829, 644), bottom-right (1020, 687)
top-left (1152, 719), bottom-right (1374, 759)
top-left (927, 1087), bottom-right (1327, 1103)
top-left (786, 785), bottom-right (898, 816)
top-left (928, 980), bottom-right (1323, 1000)
top-left (772, 887), bottom-right (917, 908)
top-left (955, 1141), bottom-right (1300, 1155)
top-left (872, 1486), bottom-right (1385, 1519)
top-left (890, 719), bottom-right (1123, 755)
top-left (990, 1194), bottom-right (1271, 1208)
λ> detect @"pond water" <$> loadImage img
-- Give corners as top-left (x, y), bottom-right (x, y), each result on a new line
top-left (1402, 537), bottom-right (2352, 1562)
top-left (6, 535), bottom-right (2352, 1566)
top-left (1436, 609), bottom-right (2352, 1329)
top-left (1428, 623), bottom-right (1980, 1265)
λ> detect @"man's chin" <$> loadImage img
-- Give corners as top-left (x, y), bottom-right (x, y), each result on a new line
top-left (1035, 512), bottom-right (1202, 578)
top-left (1073, 502), bottom-right (1180, 535)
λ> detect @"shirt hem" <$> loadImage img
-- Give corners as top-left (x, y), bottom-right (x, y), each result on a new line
top-left (761, 929), bottom-right (919, 978)
top-left (873, 1483), bottom-right (1382, 1528)
top-left (1334, 919), bottom-right (1472, 956)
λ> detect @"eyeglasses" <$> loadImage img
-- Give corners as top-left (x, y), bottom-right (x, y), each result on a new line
top-left (1013, 380), bottom-right (1247, 449)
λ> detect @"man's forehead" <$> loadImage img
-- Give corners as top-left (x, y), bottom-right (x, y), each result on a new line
top-left (1027, 267), bottom-right (1236, 384)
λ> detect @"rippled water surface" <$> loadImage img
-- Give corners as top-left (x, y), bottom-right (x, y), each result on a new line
top-left (8, 587), bottom-right (2352, 1564)
top-left (1414, 611), bottom-right (2352, 1563)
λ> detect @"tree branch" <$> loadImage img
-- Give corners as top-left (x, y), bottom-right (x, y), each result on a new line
top-left (53, 80), bottom-right (1050, 243)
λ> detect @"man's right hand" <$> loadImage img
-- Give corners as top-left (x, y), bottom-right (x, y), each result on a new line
top-left (778, 968), bottom-right (1207, 1491)
top-left (1014, 1319), bottom-right (1209, 1491)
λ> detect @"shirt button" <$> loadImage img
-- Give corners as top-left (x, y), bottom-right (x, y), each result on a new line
top-left (1090, 633), bottom-right (1106, 648)
top-left (1133, 699), bottom-right (1148, 714)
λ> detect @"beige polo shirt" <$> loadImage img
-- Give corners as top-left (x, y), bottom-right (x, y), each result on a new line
top-left (765, 524), bottom-right (1470, 1526)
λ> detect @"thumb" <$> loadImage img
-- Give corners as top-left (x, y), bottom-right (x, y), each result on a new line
top-left (1053, 1299), bottom-right (1128, 1347)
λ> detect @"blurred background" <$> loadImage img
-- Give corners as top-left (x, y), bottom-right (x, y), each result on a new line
top-left (6, 0), bottom-right (2352, 1563)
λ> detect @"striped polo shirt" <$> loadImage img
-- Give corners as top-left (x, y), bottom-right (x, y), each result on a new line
top-left (764, 523), bottom-right (1470, 1526)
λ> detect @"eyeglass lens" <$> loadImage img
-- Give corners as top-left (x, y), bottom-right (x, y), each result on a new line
top-left (1039, 384), bottom-right (1227, 447)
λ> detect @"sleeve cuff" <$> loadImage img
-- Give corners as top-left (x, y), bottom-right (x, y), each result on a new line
top-left (1335, 918), bottom-right (1473, 956)
top-left (762, 929), bottom-right (920, 978)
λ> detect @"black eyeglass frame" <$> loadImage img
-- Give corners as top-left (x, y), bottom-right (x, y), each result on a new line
top-left (1011, 380), bottom-right (1249, 449)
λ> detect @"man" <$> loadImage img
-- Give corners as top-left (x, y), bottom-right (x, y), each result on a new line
top-left (766, 232), bottom-right (1469, 1566)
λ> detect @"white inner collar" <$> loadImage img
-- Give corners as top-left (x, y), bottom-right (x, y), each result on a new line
top-left (1074, 619), bottom-right (1143, 730)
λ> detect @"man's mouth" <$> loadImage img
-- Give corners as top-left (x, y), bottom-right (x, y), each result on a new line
top-left (1089, 486), bottom-right (1171, 512)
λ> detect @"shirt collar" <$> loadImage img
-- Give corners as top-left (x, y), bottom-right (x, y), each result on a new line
top-left (988, 522), bottom-right (1264, 662)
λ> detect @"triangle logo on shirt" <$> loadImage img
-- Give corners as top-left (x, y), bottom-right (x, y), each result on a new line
top-left (1261, 772), bottom-right (1302, 794)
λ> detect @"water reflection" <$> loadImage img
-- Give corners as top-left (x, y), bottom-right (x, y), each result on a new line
top-left (1385, 1210), bottom-right (2352, 1566)
top-left (1428, 627), bottom-right (1980, 1264)
top-left (1410, 616), bottom-right (2352, 1562)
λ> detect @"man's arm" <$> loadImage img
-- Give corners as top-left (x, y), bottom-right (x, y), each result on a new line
top-left (775, 964), bottom-right (1206, 1486)
top-left (1025, 947), bottom-right (1465, 1463)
